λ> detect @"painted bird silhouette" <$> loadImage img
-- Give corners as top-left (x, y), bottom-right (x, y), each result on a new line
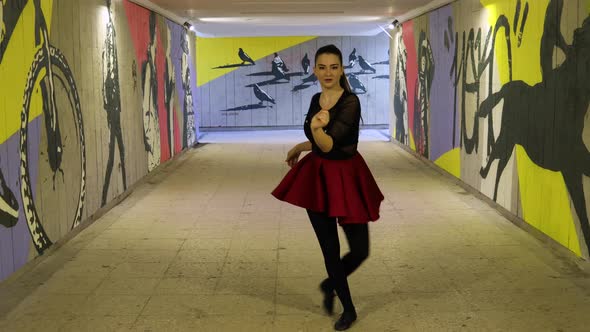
top-left (273, 53), bottom-right (289, 72)
top-left (238, 48), bottom-right (255, 65)
top-left (301, 53), bottom-right (310, 74)
top-left (348, 48), bottom-right (357, 67)
top-left (271, 60), bottom-right (287, 80)
top-left (347, 73), bottom-right (366, 93)
top-left (253, 84), bottom-right (275, 106)
top-left (358, 55), bottom-right (376, 73)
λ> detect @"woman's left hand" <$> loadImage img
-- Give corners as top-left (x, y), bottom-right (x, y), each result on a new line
top-left (311, 110), bottom-right (330, 130)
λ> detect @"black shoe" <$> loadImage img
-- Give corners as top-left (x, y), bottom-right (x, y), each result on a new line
top-left (334, 311), bottom-right (357, 331)
top-left (319, 279), bottom-right (335, 315)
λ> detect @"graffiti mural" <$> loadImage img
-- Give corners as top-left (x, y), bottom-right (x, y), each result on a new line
top-left (101, 0), bottom-right (127, 207)
top-left (391, 0), bottom-right (590, 256)
top-left (413, 31), bottom-right (434, 158)
top-left (141, 12), bottom-right (161, 171)
top-left (0, 0), bottom-right (198, 282)
top-left (393, 33), bottom-right (408, 144)
top-left (478, 1), bottom-right (590, 251)
top-left (0, 0), bottom-right (87, 258)
top-left (164, 28), bottom-right (177, 157)
top-left (180, 28), bottom-right (196, 148)
top-left (0, 159), bottom-right (18, 228)
top-left (198, 35), bottom-right (391, 127)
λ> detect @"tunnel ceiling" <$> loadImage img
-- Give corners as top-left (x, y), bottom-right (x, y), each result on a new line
top-left (130, 0), bottom-right (453, 37)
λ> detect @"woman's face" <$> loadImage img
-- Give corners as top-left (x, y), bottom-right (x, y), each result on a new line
top-left (314, 53), bottom-right (344, 90)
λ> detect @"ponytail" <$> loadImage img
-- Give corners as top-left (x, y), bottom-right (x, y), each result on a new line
top-left (340, 74), bottom-right (363, 125)
top-left (340, 74), bottom-right (352, 93)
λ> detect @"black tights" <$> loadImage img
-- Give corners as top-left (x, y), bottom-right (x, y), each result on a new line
top-left (307, 209), bottom-right (370, 313)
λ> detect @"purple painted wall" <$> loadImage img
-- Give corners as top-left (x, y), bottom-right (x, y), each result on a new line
top-left (0, 120), bottom-right (41, 280)
top-left (429, 5), bottom-right (458, 161)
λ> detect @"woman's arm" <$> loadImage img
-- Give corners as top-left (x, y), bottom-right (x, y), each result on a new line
top-left (310, 109), bottom-right (333, 153)
top-left (295, 141), bottom-right (312, 152)
top-left (312, 95), bottom-right (361, 153)
top-left (311, 127), bottom-right (333, 153)
top-left (286, 141), bottom-right (312, 167)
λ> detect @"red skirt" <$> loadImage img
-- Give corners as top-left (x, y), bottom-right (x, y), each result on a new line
top-left (271, 152), bottom-right (384, 224)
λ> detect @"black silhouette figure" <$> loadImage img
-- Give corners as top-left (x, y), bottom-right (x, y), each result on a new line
top-left (301, 53), bottom-right (310, 74)
top-left (357, 56), bottom-right (376, 73)
top-left (239, 47), bottom-right (255, 65)
top-left (180, 29), bottom-right (195, 148)
top-left (347, 73), bottom-right (366, 93)
top-left (101, 0), bottom-right (127, 207)
top-left (348, 48), bottom-right (357, 67)
top-left (477, 2), bottom-right (590, 250)
top-left (141, 12), bottom-right (161, 172)
top-left (253, 83), bottom-right (275, 106)
top-left (164, 41), bottom-right (175, 156)
top-left (394, 34), bottom-right (408, 144)
top-left (413, 31), bottom-right (434, 158)
top-left (0, 164), bottom-right (18, 228)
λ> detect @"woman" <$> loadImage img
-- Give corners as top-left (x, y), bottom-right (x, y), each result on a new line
top-left (272, 44), bottom-right (384, 331)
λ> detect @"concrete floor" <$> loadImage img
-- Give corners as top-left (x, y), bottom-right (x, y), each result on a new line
top-left (1, 130), bottom-right (590, 331)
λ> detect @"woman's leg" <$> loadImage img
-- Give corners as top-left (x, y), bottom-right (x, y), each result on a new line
top-left (321, 223), bottom-right (369, 292)
top-left (306, 209), bottom-right (355, 313)
top-left (341, 223), bottom-right (370, 275)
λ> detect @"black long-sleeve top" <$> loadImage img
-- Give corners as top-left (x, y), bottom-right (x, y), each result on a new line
top-left (304, 91), bottom-right (361, 160)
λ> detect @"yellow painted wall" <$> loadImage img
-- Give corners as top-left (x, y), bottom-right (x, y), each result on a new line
top-left (482, 0), bottom-right (581, 255)
top-left (196, 36), bottom-right (315, 86)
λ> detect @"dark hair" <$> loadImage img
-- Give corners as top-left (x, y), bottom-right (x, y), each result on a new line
top-left (314, 44), bottom-right (352, 93)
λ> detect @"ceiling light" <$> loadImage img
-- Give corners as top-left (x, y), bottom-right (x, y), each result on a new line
top-left (389, 19), bottom-right (400, 29)
top-left (184, 21), bottom-right (197, 32)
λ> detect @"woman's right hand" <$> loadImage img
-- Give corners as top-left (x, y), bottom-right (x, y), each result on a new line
top-left (286, 145), bottom-right (302, 168)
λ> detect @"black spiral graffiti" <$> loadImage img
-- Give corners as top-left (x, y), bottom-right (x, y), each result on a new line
top-left (20, 45), bottom-right (86, 254)
top-left (0, 0), bottom-right (27, 63)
